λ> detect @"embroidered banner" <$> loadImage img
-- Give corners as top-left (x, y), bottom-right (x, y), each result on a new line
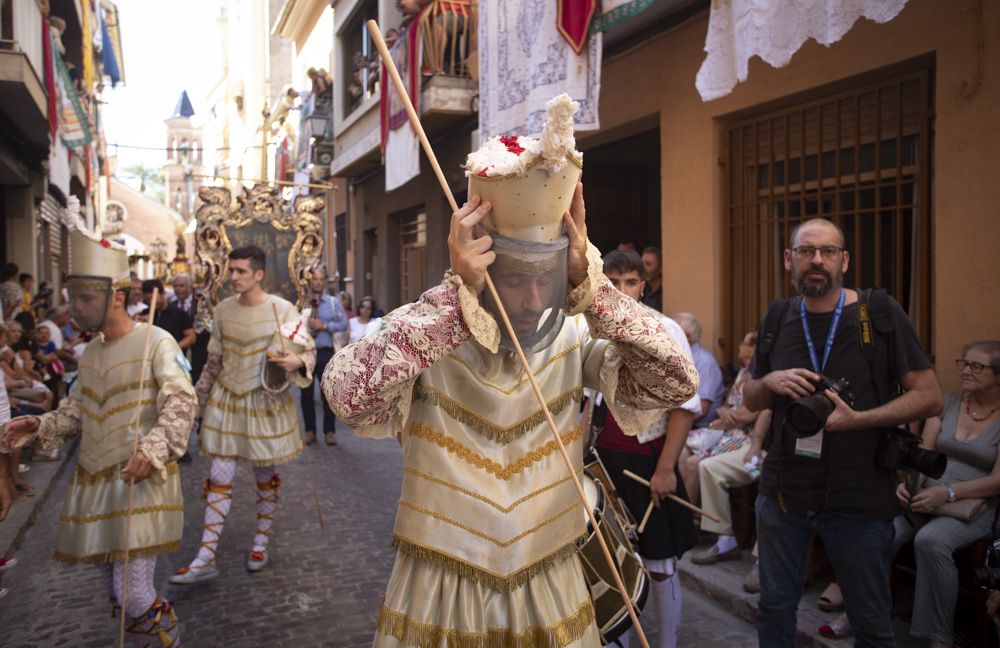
top-left (479, 1), bottom-right (601, 138)
top-left (380, 20), bottom-right (422, 192)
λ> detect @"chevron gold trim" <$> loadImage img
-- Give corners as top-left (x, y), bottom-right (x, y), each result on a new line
top-left (403, 467), bottom-right (580, 514)
top-left (413, 384), bottom-right (582, 444)
top-left (73, 462), bottom-right (179, 485)
top-left (398, 499), bottom-right (578, 548)
top-left (445, 343), bottom-right (580, 395)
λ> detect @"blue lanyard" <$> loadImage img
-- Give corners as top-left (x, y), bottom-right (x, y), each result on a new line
top-left (799, 288), bottom-right (845, 373)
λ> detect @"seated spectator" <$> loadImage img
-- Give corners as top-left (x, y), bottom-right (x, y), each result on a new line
top-left (887, 340), bottom-right (1000, 647)
top-left (673, 312), bottom-right (726, 429)
top-left (0, 322), bottom-right (53, 412)
top-left (679, 331), bottom-right (762, 507)
top-left (31, 280), bottom-right (53, 321)
top-left (18, 273), bottom-right (33, 315)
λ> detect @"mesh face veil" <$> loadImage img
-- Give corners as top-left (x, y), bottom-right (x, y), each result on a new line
top-left (67, 276), bottom-right (114, 332)
top-left (482, 234), bottom-right (568, 354)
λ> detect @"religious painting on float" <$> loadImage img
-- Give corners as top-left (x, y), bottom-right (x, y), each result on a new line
top-left (193, 184), bottom-right (326, 328)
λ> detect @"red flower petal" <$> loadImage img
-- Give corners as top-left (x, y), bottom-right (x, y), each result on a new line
top-left (499, 135), bottom-right (524, 155)
top-left (100, 239), bottom-right (111, 248)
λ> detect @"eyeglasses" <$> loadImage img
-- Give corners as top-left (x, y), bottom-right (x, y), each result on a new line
top-left (792, 246), bottom-right (845, 260)
top-left (956, 359), bottom-right (995, 374)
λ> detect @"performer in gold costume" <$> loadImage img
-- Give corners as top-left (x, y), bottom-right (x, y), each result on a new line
top-left (171, 245), bottom-right (315, 584)
top-left (323, 177), bottom-right (699, 646)
top-left (2, 229), bottom-right (195, 647)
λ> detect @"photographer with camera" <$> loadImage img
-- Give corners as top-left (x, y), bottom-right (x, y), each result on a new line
top-left (743, 218), bottom-right (943, 648)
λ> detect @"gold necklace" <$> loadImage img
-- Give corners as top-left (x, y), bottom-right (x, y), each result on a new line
top-left (966, 394), bottom-right (1000, 422)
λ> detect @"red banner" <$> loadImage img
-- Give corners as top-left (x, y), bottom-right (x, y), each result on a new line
top-left (557, 0), bottom-right (599, 55)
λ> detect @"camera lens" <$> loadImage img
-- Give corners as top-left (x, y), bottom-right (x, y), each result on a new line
top-left (906, 447), bottom-right (948, 480)
top-left (787, 393), bottom-right (834, 437)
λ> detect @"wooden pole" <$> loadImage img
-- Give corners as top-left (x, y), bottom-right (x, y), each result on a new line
top-left (119, 287), bottom-right (160, 648)
top-left (622, 469), bottom-right (722, 523)
top-left (366, 20), bottom-right (650, 648)
top-left (271, 303), bottom-right (324, 529)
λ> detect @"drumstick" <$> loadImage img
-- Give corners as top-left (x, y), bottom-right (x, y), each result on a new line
top-left (271, 304), bottom-right (324, 529)
top-left (119, 287), bottom-right (160, 648)
top-left (622, 469), bottom-right (722, 524)
top-left (637, 500), bottom-right (655, 534)
top-left (366, 20), bottom-right (652, 648)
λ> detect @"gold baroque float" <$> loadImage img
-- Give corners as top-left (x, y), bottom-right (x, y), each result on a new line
top-left (193, 184), bottom-right (325, 318)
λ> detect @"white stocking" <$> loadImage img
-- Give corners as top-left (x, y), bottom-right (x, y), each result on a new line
top-left (648, 568), bottom-right (682, 648)
top-left (190, 457), bottom-right (236, 569)
top-left (114, 556), bottom-right (179, 647)
top-left (252, 466), bottom-right (279, 553)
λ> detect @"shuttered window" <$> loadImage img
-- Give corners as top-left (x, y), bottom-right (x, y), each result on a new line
top-left (724, 67), bottom-right (933, 356)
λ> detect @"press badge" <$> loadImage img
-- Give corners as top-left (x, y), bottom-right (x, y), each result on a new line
top-left (795, 429), bottom-right (824, 459)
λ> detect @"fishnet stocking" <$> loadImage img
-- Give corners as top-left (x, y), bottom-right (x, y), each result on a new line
top-left (252, 466), bottom-right (279, 553)
top-left (190, 457), bottom-right (236, 569)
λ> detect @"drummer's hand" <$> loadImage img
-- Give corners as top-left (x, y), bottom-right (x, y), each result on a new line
top-left (448, 195), bottom-right (495, 295)
top-left (121, 450), bottom-right (154, 483)
top-left (563, 183), bottom-right (588, 288)
top-left (268, 350), bottom-right (304, 372)
top-left (649, 466), bottom-right (677, 508)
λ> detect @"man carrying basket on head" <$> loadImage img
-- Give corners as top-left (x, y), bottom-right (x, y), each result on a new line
top-left (323, 95), bottom-right (699, 648)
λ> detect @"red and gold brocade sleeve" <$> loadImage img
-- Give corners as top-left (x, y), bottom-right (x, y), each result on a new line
top-left (321, 278), bottom-right (472, 438)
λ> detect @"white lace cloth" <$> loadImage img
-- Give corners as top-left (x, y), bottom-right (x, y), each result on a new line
top-left (696, 0), bottom-right (910, 101)
top-left (478, 2), bottom-right (601, 137)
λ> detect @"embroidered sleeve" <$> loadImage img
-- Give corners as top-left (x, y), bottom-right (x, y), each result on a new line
top-left (194, 352), bottom-right (222, 415)
top-left (584, 277), bottom-right (700, 436)
top-left (322, 280), bottom-right (471, 439)
top-left (138, 391), bottom-right (196, 478)
top-left (32, 392), bottom-right (83, 451)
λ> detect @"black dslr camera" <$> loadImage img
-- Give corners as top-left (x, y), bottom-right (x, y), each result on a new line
top-left (975, 539), bottom-right (1000, 590)
top-left (875, 428), bottom-right (947, 478)
top-left (785, 375), bottom-right (854, 438)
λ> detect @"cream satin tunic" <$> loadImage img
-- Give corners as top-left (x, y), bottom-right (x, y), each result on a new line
top-left (199, 294), bottom-right (315, 466)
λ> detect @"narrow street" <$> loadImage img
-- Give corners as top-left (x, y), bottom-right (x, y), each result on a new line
top-left (0, 413), bottom-right (759, 647)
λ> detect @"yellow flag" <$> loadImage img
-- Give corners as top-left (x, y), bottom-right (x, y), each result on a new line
top-left (82, 0), bottom-right (94, 90)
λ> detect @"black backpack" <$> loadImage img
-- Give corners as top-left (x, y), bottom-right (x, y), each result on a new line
top-left (755, 288), bottom-right (898, 450)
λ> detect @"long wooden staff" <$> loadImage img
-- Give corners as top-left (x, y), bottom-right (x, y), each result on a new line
top-left (119, 287), bottom-right (160, 648)
top-left (272, 303), bottom-right (325, 529)
top-left (367, 21), bottom-right (651, 648)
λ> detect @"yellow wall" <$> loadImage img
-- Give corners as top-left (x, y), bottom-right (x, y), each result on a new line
top-left (592, 0), bottom-right (999, 392)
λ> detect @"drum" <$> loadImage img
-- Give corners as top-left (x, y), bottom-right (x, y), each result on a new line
top-left (585, 451), bottom-right (639, 544)
top-left (579, 471), bottom-right (649, 644)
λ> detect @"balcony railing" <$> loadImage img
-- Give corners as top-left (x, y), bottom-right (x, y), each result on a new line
top-left (418, 0), bottom-right (477, 78)
top-left (1, 0), bottom-right (44, 83)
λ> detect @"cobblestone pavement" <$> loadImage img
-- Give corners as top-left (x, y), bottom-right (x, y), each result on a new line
top-left (0, 402), bottom-right (757, 647)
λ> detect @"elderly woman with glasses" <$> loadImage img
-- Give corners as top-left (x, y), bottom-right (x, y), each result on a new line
top-left (885, 340), bottom-right (1000, 648)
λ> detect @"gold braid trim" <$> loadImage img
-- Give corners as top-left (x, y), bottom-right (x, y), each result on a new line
top-left (200, 445), bottom-right (302, 467)
top-left (74, 462), bottom-right (179, 485)
top-left (398, 499), bottom-right (578, 547)
top-left (446, 343), bottom-right (580, 396)
top-left (391, 535), bottom-right (586, 593)
top-left (413, 385), bottom-right (582, 444)
top-left (80, 381), bottom-right (150, 407)
top-left (201, 419), bottom-right (298, 441)
top-left (204, 395), bottom-right (294, 417)
top-left (403, 466), bottom-right (581, 514)
top-left (52, 541), bottom-right (181, 565)
top-left (376, 600), bottom-right (595, 648)
top-left (60, 503), bottom-right (184, 524)
top-left (408, 423), bottom-right (582, 480)
top-left (81, 399), bottom-right (157, 424)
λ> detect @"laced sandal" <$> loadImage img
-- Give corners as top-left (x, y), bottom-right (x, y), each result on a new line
top-left (126, 598), bottom-right (180, 647)
top-left (247, 475), bottom-right (280, 572)
top-left (168, 480), bottom-right (231, 585)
